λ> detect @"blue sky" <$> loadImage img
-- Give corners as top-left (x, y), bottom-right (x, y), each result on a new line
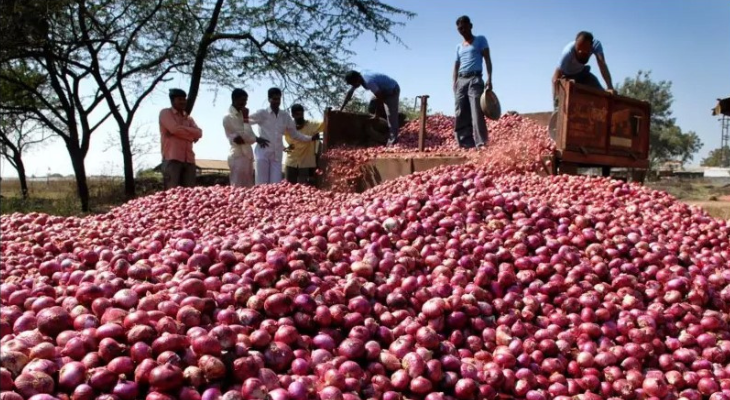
top-left (3, 0), bottom-right (729, 178)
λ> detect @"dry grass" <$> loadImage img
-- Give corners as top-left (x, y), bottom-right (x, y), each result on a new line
top-left (647, 179), bottom-right (730, 220)
top-left (0, 175), bottom-right (163, 216)
top-left (0, 173), bottom-right (230, 216)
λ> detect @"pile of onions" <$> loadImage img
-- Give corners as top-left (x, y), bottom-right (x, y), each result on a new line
top-left (321, 113), bottom-right (555, 192)
top-left (2, 133), bottom-right (730, 399)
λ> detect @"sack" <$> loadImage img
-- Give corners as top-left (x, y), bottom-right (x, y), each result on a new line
top-left (480, 90), bottom-right (502, 121)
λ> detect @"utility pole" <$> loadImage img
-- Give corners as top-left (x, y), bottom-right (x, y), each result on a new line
top-left (712, 98), bottom-right (730, 167)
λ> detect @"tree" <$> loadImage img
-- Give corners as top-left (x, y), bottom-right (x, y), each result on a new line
top-left (2, 0), bottom-right (414, 210)
top-left (617, 70), bottom-right (703, 169)
top-left (701, 146), bottom-right (730, 167)
top-left (343, 93), bottom-right (431, 122)
top-left (177, 0), bottom-right (414, 112)
top-left (0, 66), bottom-right (54, 200)
top-left (0, 115), bottom-right (52, 199)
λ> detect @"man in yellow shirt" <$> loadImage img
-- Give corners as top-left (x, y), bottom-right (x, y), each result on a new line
top-left (284, 104), bottom-right (323, 185)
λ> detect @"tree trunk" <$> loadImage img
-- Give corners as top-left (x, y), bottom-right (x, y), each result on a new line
top-left (12, 153), bottom-right (29, 200)
top-left (68, 145), bottom-right (91, 212)
top-left (186, 0), bottom-right (225, 114)
top-left (119, 125), bottom-right (135, 199)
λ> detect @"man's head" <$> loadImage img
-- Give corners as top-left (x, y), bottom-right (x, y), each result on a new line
top-left (345, 71), bottom-right (363, 87)
top-left (290, 104), bottom-right (305, 126)
top-left (169, 88), bottom-right (187, 112)
top-left (574, 31), bottom-right (595, 64)
top-left (456, 15), bottom-right (473, 38)
top-left (231, 88), bottom-right (248, 111)
top-left (268, 87), bottom-right (282, 110)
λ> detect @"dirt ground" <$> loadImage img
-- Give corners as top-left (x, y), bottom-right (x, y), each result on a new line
top-left (647, 179), bottom-right (730, 220)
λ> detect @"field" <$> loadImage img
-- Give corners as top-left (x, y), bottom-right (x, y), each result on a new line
top-left (2, 174), bottom-right (730, 220)
top-left (0, 175), bottom-right (165, 216)
top-left (645, 178), bottom-right (730, 220)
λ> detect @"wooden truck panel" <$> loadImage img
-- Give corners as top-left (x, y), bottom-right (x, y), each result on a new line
top-left (556, 81), bottom-right (651, 166)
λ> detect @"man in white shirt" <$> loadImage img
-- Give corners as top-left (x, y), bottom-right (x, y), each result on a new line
top-left (248, 87), bottom-right (318, 185)
top-left (222, 89), bottom-right (270, 187)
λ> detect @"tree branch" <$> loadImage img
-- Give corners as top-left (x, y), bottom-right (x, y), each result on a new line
top-left (129, 62), bottom-right (186, 118)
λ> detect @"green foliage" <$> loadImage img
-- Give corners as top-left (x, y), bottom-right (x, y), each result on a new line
top-left (701, 146), bottom-right (730, 167)
top-left (617, 70), bottom-right (703, 168)
top-left (1, 0), bottom-right (415, 210)
top-left (173, 0), bottom-right (416, 111)
top-left (343, 94), bottom-right (431, 122)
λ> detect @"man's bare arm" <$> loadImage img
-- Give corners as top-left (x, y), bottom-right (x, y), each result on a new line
top-left (595, 53), bottom-right (614, 92)
top-left (453, 61), bottom-right (460, 92)
top-left (339, 87), bottom-right (357, 111)
top-left (482, 48), bottom-right (493, 91)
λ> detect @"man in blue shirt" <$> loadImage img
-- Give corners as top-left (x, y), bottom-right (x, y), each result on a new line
top-left (340, 70), bottom-right (401, 146)
top-left (453, 15), bottom-right (493, 149)
top-left (552, 31), bottom-right (615, 100)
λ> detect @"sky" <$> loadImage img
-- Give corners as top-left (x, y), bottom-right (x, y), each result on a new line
top-left (2, 0), bottom-right (730, 178)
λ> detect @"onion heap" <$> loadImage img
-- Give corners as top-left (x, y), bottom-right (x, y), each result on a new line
top-left (320, 113), bottom-right (555, 192)
top-left (2, 113), bottom-right (730, 400)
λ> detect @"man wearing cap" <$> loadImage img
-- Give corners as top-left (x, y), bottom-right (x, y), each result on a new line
top-left (339, 70), bottom-right (401, 146)
top-left (284, 104), bottom-right (323, 186)
top-left (159, 88), bottom-right (202, 189)
top-left (248, 87), bottom-right (319, 185)
top-left (223, 89), bottom-right (271, 187)
top-left (453, 15), bottom-right (492, 149)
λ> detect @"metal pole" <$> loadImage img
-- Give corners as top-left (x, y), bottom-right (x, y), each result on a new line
top-left (416, 95), bottom-right (429, 152)
top-left (323, 107), bottom-right (332, 154)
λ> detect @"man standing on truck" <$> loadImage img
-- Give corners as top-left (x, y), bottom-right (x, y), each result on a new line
top-left (159, 88), bottom-right (202, 190)
top-left (248, 87), bottom-right (319, 185)
top-left (339, 70), bottom-right (401, 147)
top-left (223, 88), bottom-right (270, 187)
top-left (453, 15), bottom-right (492, 149)
top-left (552, 31), bottom-right (615, 100)
top-left (284, 104), bottom-right (323, 186)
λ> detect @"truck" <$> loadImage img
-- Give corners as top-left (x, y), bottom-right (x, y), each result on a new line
top-left (544, 80), bottom-right (652, 183)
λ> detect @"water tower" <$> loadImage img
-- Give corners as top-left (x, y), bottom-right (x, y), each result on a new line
top-left (713, 97), bottom-right (730, 167)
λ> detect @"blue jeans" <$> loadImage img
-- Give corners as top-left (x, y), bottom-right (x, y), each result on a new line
top-left (454, 75), bottom-right (488, 148)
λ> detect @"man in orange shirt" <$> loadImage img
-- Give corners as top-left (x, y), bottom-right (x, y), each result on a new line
top-left (159, 89), bottom-right (203, 189)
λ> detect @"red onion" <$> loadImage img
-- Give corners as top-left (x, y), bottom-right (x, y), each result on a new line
top-left (149, 363), bottom-right (184, 392)
top-left (3, 121), bottom-right (730, 400)
top-left (58, 362), bottom-right (87, 391)
top-left (112, 378), bottom-right (139, 400)
top-left (71, 384), bottom-right (95, 400)
top-left (14, 371), bottom-right (54, 398)
top-left (1, 351), bottom-right (29, 376)
top-left (35, 307), bottom-right (72, 337)
top-left (198, 355), bottom-right (226, 381)
top-left (89, 368), bottom-right (118, 392)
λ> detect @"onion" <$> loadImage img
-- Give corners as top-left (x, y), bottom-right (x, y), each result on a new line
top-left (113, 378), bottom-right (139, 400)
top-left (58, 362), bottom-right (87, 391)
top-left (0, 351), bottom-right (29, 376)
top-left (198, 355), bottom-right (226, 381)
top-left (0, 369), bottom-right (12, 391)
top-left (71, 384), bottom-right (95, 400)
top-left (149, 363), bottom-right (184, 393)
top-left (89, 368), bottom-right (118, 392)
top-left (14, 371), bottom-right (54, 398)
top-left (3, 118), bottom-right (730, 400)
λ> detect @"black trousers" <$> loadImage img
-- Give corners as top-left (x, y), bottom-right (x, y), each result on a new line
top-left (285, 166), bottom-right (316, 185)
